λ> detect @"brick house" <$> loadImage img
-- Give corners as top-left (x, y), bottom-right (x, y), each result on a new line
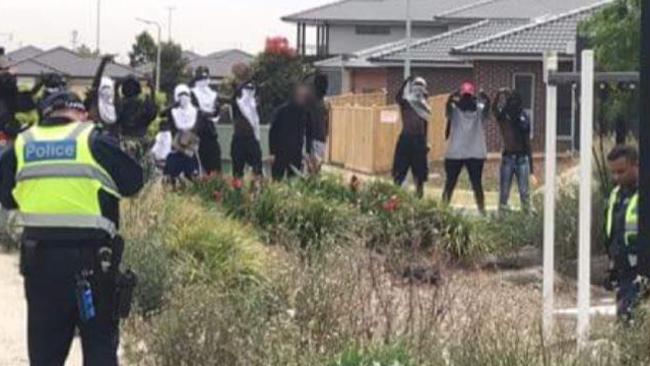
top-left (313, 1), bottom-right (611, 152)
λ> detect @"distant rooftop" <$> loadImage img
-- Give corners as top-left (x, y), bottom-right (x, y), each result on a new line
top-left (6, 46), bottom-right (43, 64)
top-left (453, 1), bottom-right (611, 57)
top-left (282, 0), bottom-right (479, 24)
top-left (187, 49), bottom-right (254, 79)
top-left (10, 46), bottom-right (139, 79)
top-left (372, 18), bottom-right (528, 64)
top-left (435, 0), bottom-right (610, 20)
top-left (283, 0), bottom-right (608, 24)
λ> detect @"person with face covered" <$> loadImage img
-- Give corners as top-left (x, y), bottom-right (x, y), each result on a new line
top-left (393, 76), bottom-right (431, 198)
top-left (493, 89), bottom-right (533, 212)
top-left (86, 55), bottom-right (119, 135)
top-left (269, 84), bottom-right (311, 180)
top-left (158, 84), bottom-right (201, 182)
top-left (230, 63), bottom-right (263, 178)
top-left (191, 67), bottom-right (222, 175)
top-left (443, 82), bottom-right (490, 214)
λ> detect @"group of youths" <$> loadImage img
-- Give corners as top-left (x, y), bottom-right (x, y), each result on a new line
top-left (393, 76), bottom-right (533, 213)
top-left (150, 62), bottom-right (331, 183)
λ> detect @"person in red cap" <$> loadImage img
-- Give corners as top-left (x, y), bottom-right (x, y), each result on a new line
top-left (443, 81), bottom-right (490, 214)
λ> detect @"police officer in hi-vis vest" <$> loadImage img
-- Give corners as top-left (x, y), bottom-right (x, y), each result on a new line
top-left (605, 145), bottom-right (647, 320)
top-left (0, 91), bottom-right (143, 365)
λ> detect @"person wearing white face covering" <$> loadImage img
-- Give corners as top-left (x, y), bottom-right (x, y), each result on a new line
top-left (393, 76), bottom-right (431, 198)
top-left (86, 56), bottom-right (120, 134)
top-left (230, 63), bottom-right (263, 178)
top-left (191, 66), bottom-right (222, 175)
top-left (154, 84), bottom-right (201, 182)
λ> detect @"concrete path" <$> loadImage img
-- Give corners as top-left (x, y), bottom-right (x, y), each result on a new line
top-left (0, 251), bottom-right (82, 366)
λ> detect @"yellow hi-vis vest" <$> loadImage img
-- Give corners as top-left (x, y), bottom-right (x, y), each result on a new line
top-left (606, 186), bottom-right (639, 247)
top-left (13, 122), bottom-right (120, 236)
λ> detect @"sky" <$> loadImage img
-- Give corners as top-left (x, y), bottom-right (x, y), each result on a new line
top-left (0, 0), bottom-right (331, 60)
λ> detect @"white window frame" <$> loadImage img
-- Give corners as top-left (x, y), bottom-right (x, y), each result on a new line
top-left (512, 72), bottom-right (536, 138)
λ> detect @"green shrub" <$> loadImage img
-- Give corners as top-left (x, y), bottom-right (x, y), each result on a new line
top-left (328, 344), bottom-right (415, 366)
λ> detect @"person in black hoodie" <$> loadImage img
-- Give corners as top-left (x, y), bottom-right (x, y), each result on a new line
top-left (230, 63), bottom-right (263, 178)
top-left (118, 75), bottom-right (157, 168)
top-left (304, 73), bottom-right (329, 174)
top-left (269, 84), bottom-right (311, 180)
top-left (0, 50), bottom-right (39, 140)
top-left (393, 76), bottom-right (431, 198)
top-left (493, 89), bottom-right (533, 212)
top-left (191, 66), bottom-right (222, 175)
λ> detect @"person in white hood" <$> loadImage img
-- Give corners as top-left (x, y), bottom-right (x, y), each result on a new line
top-left (154, 84), bottom-right (201, 182)
top-left (230, 63), bottom-right (263, 178)
top-left (191, 66), bottom-right (222, 175)
top-left (86, 56), bottom-right (119, 133)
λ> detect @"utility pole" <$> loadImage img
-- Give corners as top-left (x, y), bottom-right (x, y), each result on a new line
top-left (136, 17), bottom-right (162, 93)
top-left (96, 0), bottom-right (101, 53)
top-left (166, 6), bottom-right (176, 42)
top-left (639, 0), bottom-right (650, 277)
top-left (404, 0), bottom-right (412, 79)
top-left (71, 30), bottom-right (79, 51)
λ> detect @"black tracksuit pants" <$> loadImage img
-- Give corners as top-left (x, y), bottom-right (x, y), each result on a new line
top-left (272, 152), bottom-right (303, 181)
top-left (231, 135), bottom-right (263, 178)
top-left (442, 158), bottom-right (486, 212)
top-left (21, 241), bottom-right (120, 366)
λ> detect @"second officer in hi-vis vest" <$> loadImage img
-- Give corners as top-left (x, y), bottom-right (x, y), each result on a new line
top-left (0, 91), bottom-right (143, 366)
top-left (605, 145), bottom-right (647, 321)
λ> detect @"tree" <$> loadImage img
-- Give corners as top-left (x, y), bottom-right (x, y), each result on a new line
top-left (580, 0), bottom-right (641, 71)
top-left (76, 44), bottom-right (98, 58)
top-left (129, 31), bottom-right (157, 68)
top-left (128, 32), bottom-right (189, 97)
top-left (251, 37), bottom-right (313, 123)
top-left (158, 41), bottom-right (190, 96)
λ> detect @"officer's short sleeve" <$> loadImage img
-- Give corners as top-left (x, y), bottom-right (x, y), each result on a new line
top-left (90, 132), bottom-right (144, 197)
top-left (0, 146), bottom-right (18, 209)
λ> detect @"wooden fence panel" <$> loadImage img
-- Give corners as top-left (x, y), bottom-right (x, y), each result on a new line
top-left (329, 106), bottom-right (349, 165)
top-left (327, 93), bottom-right (449, 174)
top-left (345, 107), bottom-right (376, 173)
top-left (428, 94), bottom-right (450, 162)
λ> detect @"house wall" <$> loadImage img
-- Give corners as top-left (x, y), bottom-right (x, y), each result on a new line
top-left (327, 24), bottom-right (447, 55)
top-left (386, 66), bottom-right (473, 100)
top-left (351, 69), bottom-right (388, 93)
top-left (473, 60), bottom-right (574, 153)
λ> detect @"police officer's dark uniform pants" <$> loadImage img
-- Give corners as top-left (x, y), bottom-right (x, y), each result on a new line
top-left (22, 241), bottom-right (119, 366)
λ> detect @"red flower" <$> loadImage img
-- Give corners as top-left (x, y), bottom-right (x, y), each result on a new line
top-left (231, 178), bottom-right (244, 190)
top-left (382, 195), bottom-right (400, 213)
top-left (265, 36), bottom-right (296, 57)
top-left (213, 191), bottom-right (223, 203)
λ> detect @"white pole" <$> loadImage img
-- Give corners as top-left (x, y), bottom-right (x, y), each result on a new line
top-left (543, 51), bottom-right (559, 339)
top-left (96, 0), bottom-right (101, 53)
top-left (155, 24), bottom-right (162, 93)
top-left (577, 50), bottom-right (595, 349)
top-left (166, 6), bottom-right (176, 42)
top-left (404, 0), bottom-right (412, 79)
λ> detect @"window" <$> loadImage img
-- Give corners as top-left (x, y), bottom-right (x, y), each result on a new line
top-left (512, 73), bottom-right (535, 137)
top-left (355, 25), bottom-right (391, 35)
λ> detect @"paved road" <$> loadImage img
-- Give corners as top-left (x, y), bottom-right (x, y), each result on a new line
top-left (0, 251), bottom-right (82, 366)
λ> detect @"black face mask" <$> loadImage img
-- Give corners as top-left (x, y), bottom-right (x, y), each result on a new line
top-left (458, 94), bottom-right (477, 112)
top-left (505, 97), bottom-right (523, 120)
top-left (121, 78), bottom-right (142, 99)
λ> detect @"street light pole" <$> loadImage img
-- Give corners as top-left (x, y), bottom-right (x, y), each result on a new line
top-left (166, 6), bottom-right (176, 42)
top-left (96, 0), bottom-right (101, 53)
top-left (404, 0), bottom-right (412, 79)
top-left (639, 0), bottom-right (650, 277)
top-left (136, 17), bottom-right (162, 93)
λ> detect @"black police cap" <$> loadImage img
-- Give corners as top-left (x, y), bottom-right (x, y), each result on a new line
top-left (39, 91), bottom-right (86, 117)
